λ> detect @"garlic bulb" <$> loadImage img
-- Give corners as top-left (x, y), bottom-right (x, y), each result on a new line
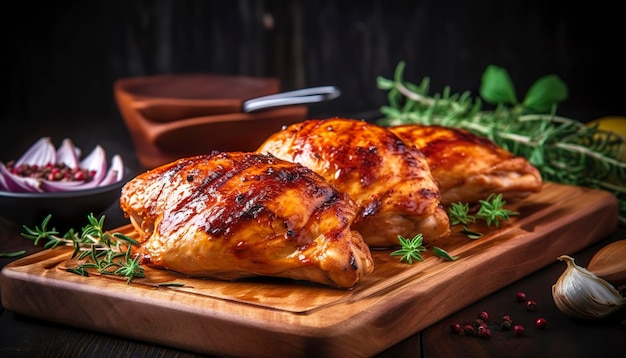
top-left (552, 255), bottom-right (626, 320)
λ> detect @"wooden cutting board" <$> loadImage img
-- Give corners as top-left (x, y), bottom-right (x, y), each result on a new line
top-left (0, 182), bottom-right (619, 358)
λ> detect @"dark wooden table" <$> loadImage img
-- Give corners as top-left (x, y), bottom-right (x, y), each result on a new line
top-left (0, 114), bottom-right (625, 357)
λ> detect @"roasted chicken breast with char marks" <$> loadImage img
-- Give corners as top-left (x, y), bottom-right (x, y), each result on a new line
top-left (389, 124), bottom-right (543, 205)
top-left (119, 152), bottom-right (374, 289)
top-left (257, 118), bottom-right (450, 248)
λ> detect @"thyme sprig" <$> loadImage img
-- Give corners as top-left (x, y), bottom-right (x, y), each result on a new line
top-left (475, 193), bottom-right (518, 227)
top-left (448, 193), bottom-right (518, 239)
top-left (390, 233), bottom-right (426, 264)
top-left (393, 195), bottom-right (517, 263)
top-left (377, 61), bottom-right (626, 224)
top-left (22, 214), bottom-right (144, 283)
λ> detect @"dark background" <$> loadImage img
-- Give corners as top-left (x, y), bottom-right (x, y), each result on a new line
top-left (1, 0), bottom-right (624, 159)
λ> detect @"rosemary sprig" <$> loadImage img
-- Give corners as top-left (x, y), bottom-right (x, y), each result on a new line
top-left (377, 61), bottom-right (626, 225)
top-left (0, 250), bottom-right (26, 258)
top-left (22, 214), bottom-right (145, 283)
top-left (390, 233), bottom-right (426, 264)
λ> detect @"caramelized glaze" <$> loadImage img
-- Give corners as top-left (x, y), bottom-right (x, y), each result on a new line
top-left (120, 152), bottom-right (374, 289)
top-left (389, 124), bottom-right (543, 205)
top-left (257, 118), bottom-right (450, 247)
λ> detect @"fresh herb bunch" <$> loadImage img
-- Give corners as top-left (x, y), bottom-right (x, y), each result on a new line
top-left (392, 194), bottom-right (515, 263)
top-left (377, 61), bottom-right (626, 224)
top-left (448, 193), bottom-right (518, 239)
top-left (22, 214), bottom-right (145, 283)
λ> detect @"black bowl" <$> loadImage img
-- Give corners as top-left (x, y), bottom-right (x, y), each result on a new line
top-left (0, 170), bottom-right (131, 231)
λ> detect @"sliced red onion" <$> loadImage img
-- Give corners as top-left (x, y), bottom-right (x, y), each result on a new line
top-left (0, 169), bottom-right (10, 191)
top-left (78, 145), bottom-right (108, 189)
top-left (1, 137), bottom-right (126, 193)
top-left (98, 155), bottom-right (125, 187)
top-left (40, 178), bottom-right (87, 192)
top-left (0, 163), bottom-right (43, 192)
top-left (15, 137), bottom-right (56, 167)
top-left (56, 138), bottom-right (80, 169)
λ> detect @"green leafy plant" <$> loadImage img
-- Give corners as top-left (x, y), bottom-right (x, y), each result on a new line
top-left (447, 201), bottom-right (475, 226)
top-left (390, 233), bottom-right (426, 264)
top-left (22, 214), bottom-right (145, 283)
top-left (475, 193), bottom-right (519, 227)
top-left (393, 194), bottom-right (516, 263)
top-left (447, 193), bottom-right (518, 239)
top-left (433, 247), bottom-right (459, 261)
top-left (377, 61), bottom-right (626, 225)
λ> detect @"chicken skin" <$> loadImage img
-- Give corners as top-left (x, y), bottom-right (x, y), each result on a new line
top-left (257, 118), bottom-right (450, 248)
top-left (389, 124), bottom-right (543, 205)
top-left (119, 152), bottom-right (374, 289)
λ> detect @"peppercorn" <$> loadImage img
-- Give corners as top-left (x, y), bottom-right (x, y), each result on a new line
top-left (526, 300), bottom-right (537, 312)
top-left (516, 291), bottom-right (526, 302)
top-left (501, 320), bottom-right (512, 331)
top-left (463, 324), bottom-right (475, 335)
top-left (477, 326), bottom-right (492, 339)
top-left (450, 323), bottom-right (462, 333)
top-left (535, 317), bottom-right (547, 329)
top-left (478, 311), bottom-right (489, 321)
top-left (473, 318), bottom-right (487, 329)
top-left (513, 325), bottom-right (525, 337)
top-left (5, 162), bottom-right (94, 183)
top-left (501, 315), bottom-right (513, 331)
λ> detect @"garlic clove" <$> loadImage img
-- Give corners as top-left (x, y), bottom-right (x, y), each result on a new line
top-left (552, 255), bottom-right (626, 320)
top-left (587, 240), bottom-right (626, 286)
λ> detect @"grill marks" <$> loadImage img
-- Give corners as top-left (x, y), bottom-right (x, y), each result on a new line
top-left (146, 152), bottom-right (343, 241)
top-left (120, 150), bottom-right (375, 288)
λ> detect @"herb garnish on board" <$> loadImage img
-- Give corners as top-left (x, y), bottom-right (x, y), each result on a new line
top-left (22, 214), bottom-right (145, 283)
top-left (377, 62), bottom-right (626, 224)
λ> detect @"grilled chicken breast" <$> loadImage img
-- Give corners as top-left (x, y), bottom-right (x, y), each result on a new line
top-left (257, 118), bottom-right (450, 248)
top-left (389, 124), bottom-right (543, 205)
top-left (119, 152), bottom-right (374, 289)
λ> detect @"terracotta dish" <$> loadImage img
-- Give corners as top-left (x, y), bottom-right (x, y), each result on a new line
top-left (114, 74), bottom-right (310, 168)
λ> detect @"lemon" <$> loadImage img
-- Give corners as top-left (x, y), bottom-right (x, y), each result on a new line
top-left (587, 116), bottom-right (626, 162)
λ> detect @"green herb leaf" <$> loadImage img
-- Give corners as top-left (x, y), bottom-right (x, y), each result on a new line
top-left (390, 233), bottom-right (426, 264)
top-left (479, 65), bottom-right (517, 105)
top-left (433, 247), bottom-right (459, 261)
top-left (0, 250), bottom-right (26, 258)
top-left (462, 226), bottom-right (484, 239)
top-left (476, 193), bottom-right (519, 227)
top-left (157, 282), bottom-right (186, 287)
top-left (523, 74), bottom-right (568, 112)
top-left (448, 202), bottom-right (475, 226)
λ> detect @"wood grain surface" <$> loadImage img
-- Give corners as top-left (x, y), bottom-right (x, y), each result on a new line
top-left (0, 182), bottom-right (619, 358)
